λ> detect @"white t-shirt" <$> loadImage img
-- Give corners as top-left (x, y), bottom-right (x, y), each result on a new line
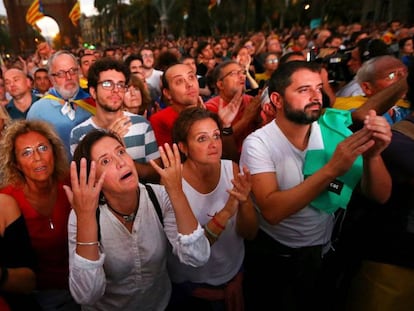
top-left (240, 120), bottom-right (334, 248)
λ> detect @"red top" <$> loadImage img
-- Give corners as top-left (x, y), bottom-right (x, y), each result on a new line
top-left (149, 106), bottom-right (179, 147)
top-left (205, 94), bottom-right (256, 151)
top-left (0, 182), bottom-right (71, 290)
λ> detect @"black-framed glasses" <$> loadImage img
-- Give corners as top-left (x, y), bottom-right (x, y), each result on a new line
top-left (219, 69), bottom-right (247, 81)
top-left (51, 68), bottom-right (79, 78)
top-left (97, 80), bottom-right (127, 92)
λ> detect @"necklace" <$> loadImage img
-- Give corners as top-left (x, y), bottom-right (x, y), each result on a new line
top-left (106, 192), bottom-right (139, 224)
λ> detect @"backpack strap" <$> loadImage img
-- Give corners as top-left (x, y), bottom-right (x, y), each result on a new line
top-left (95, 185), bottom-right (163, 243)
top-left (392, 119), bottom-right (414, 141)
top-left (145, 184), bottom-right (164, 227)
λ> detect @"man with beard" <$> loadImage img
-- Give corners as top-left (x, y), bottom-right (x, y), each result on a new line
top-left (27, 50), bottom-right (96, 159)
top-left (70, 58), bottom-right (161, 183)
top-left (239, 61), bottom-right (392, 310)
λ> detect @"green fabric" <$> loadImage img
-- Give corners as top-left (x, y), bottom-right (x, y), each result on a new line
top-left (303, 108), bottom-right (363, 214)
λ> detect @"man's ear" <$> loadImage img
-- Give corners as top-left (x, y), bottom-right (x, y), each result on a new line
top-left (163, 88), bottom-right (171, 101)
top-left (89, 87), bottom-right (97, 101)
top-left (269, 92), bottom-right (282, 109)
top-left (360, 81), bottom-right (373, 97)
top-left (216, 80), bottom-right (224, 92)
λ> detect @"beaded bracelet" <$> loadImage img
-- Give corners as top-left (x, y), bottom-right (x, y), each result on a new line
top-left (211, 216), bottom-right (225, 230)
top-left (76, 241), bottom-right (100, 246)
top-left (204, 225), bottom-right (219, 239)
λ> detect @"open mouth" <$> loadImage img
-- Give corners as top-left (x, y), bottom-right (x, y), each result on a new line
top-left (34, 166), bottom-right (46, 172)
top-left (121, 172), bottom-right (132, 180)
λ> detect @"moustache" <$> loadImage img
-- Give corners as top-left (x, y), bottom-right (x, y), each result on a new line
top-left (304, 102), bottom-right (322, 109)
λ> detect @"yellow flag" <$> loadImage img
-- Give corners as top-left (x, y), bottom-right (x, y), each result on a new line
top-left (25, 0), bottom-right (45, 26)
top-left (69, 1), bottom-right (81, 27)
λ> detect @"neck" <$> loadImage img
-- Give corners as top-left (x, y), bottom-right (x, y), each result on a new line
top-left (275, 118), bottom-right (312, 151)
top-left (105, 189), bottom-right (139, 223)
top-left (25, 178), bottom-right (55, 194)
top-left (93, 110), bottom-right (123, 129)
top-left (13, 93), bottom-right (33, 112)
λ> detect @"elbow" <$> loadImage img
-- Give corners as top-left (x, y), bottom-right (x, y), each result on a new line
top-left (21, 269), bottom-right (36, 294)
top-left (261, 211), bottom-right (284, 226)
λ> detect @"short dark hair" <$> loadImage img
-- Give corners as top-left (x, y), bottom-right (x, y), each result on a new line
top-left (73, 129), bottom-right (124, 179)
top-left (357, 38), bottom-right (390, 63)
top-left (87, 57), bottom-right (130, 89)
top-left (124, 54), bottom-right (143, 70)
top-left (278, 51), bottom-right (305, 65)
top-left (34, 67), bottom-right (48, 76)
top-left (268, 61), bottom-right (321, 96)
top-left (211, 60), bottom-right (239, 85)
top-left (172, 107), bottom-right (222, 161)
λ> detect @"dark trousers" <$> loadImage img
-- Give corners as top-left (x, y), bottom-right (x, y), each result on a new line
top-left (243, 229), bottom-right (324, 311)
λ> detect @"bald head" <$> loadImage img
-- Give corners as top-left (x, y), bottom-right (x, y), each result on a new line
top-left (4, 68), bottom-right (32, 99)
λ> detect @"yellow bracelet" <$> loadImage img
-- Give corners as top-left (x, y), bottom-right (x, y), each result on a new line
top-left (76, 241), bottom-right (100, 246)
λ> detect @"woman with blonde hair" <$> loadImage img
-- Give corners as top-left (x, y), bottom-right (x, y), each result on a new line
top-left (0, 104), bottom-right (10, 135)
top-left (0, 119), bottom-right (80, 310)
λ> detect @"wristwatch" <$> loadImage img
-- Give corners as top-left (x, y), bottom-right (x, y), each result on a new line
top-left (222, 126), bottom-right (233, 136)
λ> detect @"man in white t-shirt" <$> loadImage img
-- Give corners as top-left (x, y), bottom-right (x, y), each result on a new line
top-left (240, 60), bottom-right (392, 310)
top-left (140, 47), bottom-right (163, 100)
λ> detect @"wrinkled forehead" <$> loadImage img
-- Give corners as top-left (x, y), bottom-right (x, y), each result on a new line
top-left (52, 54), bottom-right (77, 70)
top-left (374, 59), bottom-right (405, 75)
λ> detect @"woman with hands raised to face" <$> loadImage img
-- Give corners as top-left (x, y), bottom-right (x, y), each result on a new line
top-left (64, 130), bottom-right (210, 311)
top-left (166, 107), bottom-right (258, 311)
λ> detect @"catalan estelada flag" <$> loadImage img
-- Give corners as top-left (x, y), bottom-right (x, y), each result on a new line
top-left (69, 1), bottom-right (81, 27)
top-left (25, 0), bottom-right (45, 26)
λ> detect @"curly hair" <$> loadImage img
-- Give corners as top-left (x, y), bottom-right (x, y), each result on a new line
top-left (87, 57), bottom-right (130, 89)
top-left (0, 120), bottom-right (69, 187)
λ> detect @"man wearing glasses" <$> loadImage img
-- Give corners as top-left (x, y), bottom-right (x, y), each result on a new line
top-left (333, 55), bottom-right (411, 128)
top-left (27, 50), bottom-right (96, 159)
top-left (205, 60), bottom-right (262, 161)
top-left (70, 58), bottom-right (161, 183)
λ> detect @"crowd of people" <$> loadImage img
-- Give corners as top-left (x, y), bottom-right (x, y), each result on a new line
top-left (0, 19), bottom-right (413, 311)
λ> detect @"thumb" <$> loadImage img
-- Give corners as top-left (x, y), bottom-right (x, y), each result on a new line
top-left (368, 109), bottom-right (377, 118)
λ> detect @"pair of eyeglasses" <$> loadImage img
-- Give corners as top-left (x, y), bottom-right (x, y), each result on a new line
top-left (141, 53), bottom-right (154, 58)
top-left (380, 68), bottom-right (407, 81)
top-left (20, 144), bottom-right (50, 158)
top-left (219, 69), bottom-right (247, 80)
top-left (267, 59), bottom-right (279, 64)
top-left (97, 80), bottom-right (127, 92)
top-left (51, 68), bottom-right (79, 78)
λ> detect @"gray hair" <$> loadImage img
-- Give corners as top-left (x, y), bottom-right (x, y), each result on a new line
top-left (48, 50), bottom-right (78, 75)
top-left (356, 55), bottom-right (402, 85)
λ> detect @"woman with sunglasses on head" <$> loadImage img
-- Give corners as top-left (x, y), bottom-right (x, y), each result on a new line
top-left (64, 130), bottom-right (210, 311)
top-left (0, 119), bottom-right (80, 310)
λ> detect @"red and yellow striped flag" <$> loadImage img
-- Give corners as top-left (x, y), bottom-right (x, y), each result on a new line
top-left (69, 1), bottom-right (81, 27)
top-left (25, 0), bottom-right (45, 26)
